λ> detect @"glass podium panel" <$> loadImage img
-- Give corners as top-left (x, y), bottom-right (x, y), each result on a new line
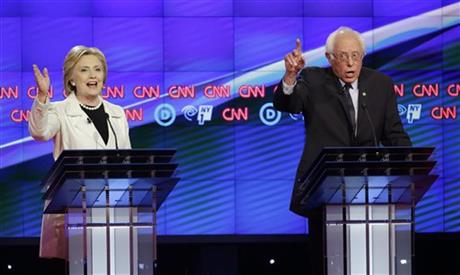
top-left (67, 207), bottom-right (155, 275)
top-left (40, 149), bottom-right (178, 275)
top-left (326, 223), bottom-right (344, 275)
top-left (325, 205), bottom-right (412, 275)
top-left (395, 224), bottom-right (412, 275)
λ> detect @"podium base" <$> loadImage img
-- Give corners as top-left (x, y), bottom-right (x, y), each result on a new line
top-left (67, 207), bottom-right (156, 275)
top-left (325, 204), bottom-right (412, 275)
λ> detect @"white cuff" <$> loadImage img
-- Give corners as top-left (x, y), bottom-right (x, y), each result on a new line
top-left (282, 80), bottom-right (296, 95)
top-left (34, 95), bottom-right (50, 108)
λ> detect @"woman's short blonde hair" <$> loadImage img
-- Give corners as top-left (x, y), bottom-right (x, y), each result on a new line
top-left (63, 45), bottom-right (108, 95)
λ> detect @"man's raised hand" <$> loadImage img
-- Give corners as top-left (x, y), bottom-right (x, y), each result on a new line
top-left (283, 39), bottom-right (305, 85)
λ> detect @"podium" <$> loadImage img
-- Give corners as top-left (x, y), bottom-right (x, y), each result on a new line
top-left (298, 147), bottom-right (438, 275)
top-left (41, 149), bottom-right (179, 275)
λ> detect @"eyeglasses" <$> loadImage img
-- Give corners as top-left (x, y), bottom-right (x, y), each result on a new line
top-left (331, 51), bottom-right (363, 63)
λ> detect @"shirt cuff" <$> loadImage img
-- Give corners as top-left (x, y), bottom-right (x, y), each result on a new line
top-left (282, 80), bottom-right (297, 95)
top-left (33, 95), bottom-right (51, 111)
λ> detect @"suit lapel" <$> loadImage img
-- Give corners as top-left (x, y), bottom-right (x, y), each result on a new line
top-left (325, 69), bottom-right (355, 132)
top-left (357, 69), bottom-right (369, 137)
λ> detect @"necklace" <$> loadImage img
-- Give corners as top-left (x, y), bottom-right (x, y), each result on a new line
top-left (79, 100), bottom-right (102, 111)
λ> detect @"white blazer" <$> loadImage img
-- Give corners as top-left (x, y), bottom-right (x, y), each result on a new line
top-left (29, 92), bottom-right (131, 160)
top-left (29, 93), bottom-right (131, 259)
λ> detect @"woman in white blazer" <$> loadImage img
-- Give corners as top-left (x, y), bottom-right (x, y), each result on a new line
top-left (29, 45), bottom-right (131, 259)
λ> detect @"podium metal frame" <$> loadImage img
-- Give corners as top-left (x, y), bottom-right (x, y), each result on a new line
top-left (41, 149), bottom-right (179, 275)
top-left (298, 147), bottom-right (437, 275)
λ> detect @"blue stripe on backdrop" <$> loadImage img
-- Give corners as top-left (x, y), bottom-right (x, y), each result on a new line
top-left (166, 180), bottom-right (236, 234)
top-left (443, 124), bottom-right (460, 232)
top-left (234, 125), bottom-right (303, 180)
top-left (235, 179), bottom-right (306, 234)
top-left (166, 126), bottom-right (236, 180)
top-left (407, 124), bottom-right (444, 232)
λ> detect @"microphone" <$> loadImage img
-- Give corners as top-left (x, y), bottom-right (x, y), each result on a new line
top-left (87, 117), bottom-right (92, 124)
top-left (361, 96), bottom-right (378, 147)
top-left (105, 113), bottom-right (119, 150)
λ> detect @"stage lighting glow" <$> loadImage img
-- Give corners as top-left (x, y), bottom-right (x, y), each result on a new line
top-left (269, 259), bottom-right (275, 265)
top-left (7, 264), bottom-right (12, 270)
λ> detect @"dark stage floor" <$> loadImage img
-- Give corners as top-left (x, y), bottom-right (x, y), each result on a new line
top-left (0, 234), bottom-right (459, 275)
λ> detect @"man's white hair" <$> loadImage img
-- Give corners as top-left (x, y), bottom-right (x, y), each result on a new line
top-left (325, 26), bottom-right (366, 54)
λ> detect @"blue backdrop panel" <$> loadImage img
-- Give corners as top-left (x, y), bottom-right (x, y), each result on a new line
top-left (164, 18), bottom-right (234, 72)
top-left (94, 18), bottom-right (164, 72)
top-left (166, 180), bottom-right (236, 234)
top-left (92, 0), bottom-right (163, 16)
top-left (0, 17), bottom-right (21, 71)
top-left (0, 0), bottom-right (459, 237)
top-left (303, 1), bottom-right (373, 17)
top-left (235, 179), bottom-right (306, 234)
top-left (235, 0), bottom-right (304, 17)
top-left (164, 0), bottom-right (233, 16)
top-left (235, 17), bottom-right (304, 71)
top-left (21, 18), bottom-right (93, 71)
top-left (373, 0), bottom-right (442, 17)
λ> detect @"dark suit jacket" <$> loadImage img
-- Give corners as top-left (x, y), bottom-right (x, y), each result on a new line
top-left (273, 66), bottom-right (412, 216)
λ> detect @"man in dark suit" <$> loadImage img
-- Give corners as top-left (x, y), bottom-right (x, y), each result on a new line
top-left (273, 26), bottom-right (411, 274)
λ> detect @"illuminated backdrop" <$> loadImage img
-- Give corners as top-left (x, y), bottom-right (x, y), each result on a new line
top-left (1, 0), bottom-right (460, 236)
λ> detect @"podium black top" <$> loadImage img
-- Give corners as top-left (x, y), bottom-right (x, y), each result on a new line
top-left (307, 147), bottom-right (433, 164)
top-left (42, 149), bottom-right (176, 190)
top-left (302, 146), bottom-right (434, 181)
top-left (41, 149), bottom-right (179, 214)
top-left (296, 147), bottom-right (438, 212)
